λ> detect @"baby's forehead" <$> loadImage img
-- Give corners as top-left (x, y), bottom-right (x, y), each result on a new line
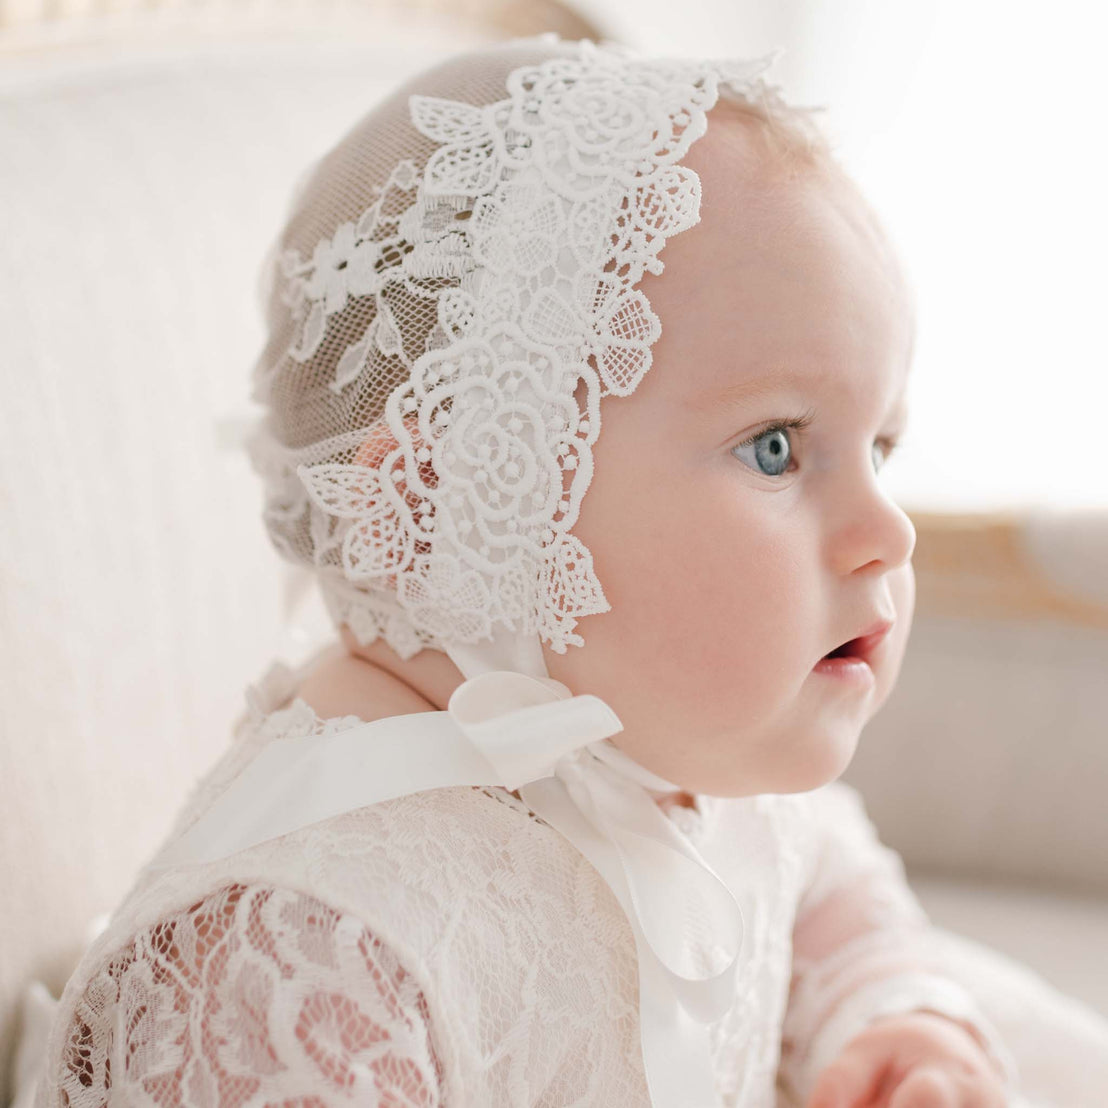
top-left (688, 356), bottom-right (912, 426)
top-left (688, 109), bottom-right (910, 290)
top-left (656, 120), bottom-right (916, 406)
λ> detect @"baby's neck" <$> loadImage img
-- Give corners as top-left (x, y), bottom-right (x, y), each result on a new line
top-left (293, 637), bottom-right (446, 722)
top-left (292, 634), bottom-right (698, 814)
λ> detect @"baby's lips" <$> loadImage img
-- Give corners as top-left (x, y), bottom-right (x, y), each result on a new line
top-left (819, 619), bottom-right (895, 665)
top-left (850, 623), bottom-right (893, 664)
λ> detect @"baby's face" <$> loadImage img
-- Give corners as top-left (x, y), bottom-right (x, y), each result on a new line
top-left (543, 107), bottom-right (917, 797)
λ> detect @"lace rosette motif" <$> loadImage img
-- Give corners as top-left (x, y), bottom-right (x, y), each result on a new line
top-left (266, 43), bottom-right (778, 657)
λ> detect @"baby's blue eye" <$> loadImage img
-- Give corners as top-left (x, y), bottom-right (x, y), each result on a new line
top-left (731, 427), bottom-right (793, 477)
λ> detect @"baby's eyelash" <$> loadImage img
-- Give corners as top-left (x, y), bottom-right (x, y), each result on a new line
top-left (736, 412), bottom-right (815, 447)
top-left (876, 434), bottom-right (901, 460)
top-left (734, 412), bottom-right (904, 467)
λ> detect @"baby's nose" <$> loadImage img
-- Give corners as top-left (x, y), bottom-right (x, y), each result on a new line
top-left (829, 481), bottom-right (916, 576)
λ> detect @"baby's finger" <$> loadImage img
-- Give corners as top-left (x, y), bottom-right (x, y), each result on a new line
top-left (807, 1052), bottom-right (890, 1108)
top-left (887, 1066), bottom-right (959, 1108)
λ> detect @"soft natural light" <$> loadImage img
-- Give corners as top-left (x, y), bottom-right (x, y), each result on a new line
top-left (824, 3), bottom-right (1108, 511)
top-left (583, 0), bottom-right (1108, 510)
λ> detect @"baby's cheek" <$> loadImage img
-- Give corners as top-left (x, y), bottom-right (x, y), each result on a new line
top-left (675, 537), bottom-right (811, 706)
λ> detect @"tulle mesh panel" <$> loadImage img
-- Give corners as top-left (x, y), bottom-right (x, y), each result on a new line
top-left (246, 40), bottom-right (585, 658)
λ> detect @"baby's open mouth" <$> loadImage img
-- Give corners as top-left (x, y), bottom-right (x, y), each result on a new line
top-left (819, 622), bottom-right (893, 665)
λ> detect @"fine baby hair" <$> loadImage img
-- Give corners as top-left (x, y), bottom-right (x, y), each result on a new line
top-left (243, 34), bottom-right (834, 678)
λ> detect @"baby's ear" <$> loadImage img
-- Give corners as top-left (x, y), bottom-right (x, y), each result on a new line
top-left (350, 413), bottom-right (437, 491)
top-left (351, 419), bottom-right (399, 469)
top-left (351, 412), bottom-right (428, 466)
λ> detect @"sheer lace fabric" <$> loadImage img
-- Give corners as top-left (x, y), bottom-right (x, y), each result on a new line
top-left (52, 882), bottom-right (444, 1107)
top-left (33, 686), bottom-right (1024, 1108)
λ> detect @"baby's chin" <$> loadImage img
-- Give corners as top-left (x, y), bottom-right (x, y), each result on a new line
top-left (793, 711), bottom-right (869, 788)
top-left (717, 724), bottom-right (864, 798)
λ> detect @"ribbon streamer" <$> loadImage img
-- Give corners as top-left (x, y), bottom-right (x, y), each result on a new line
top-left (150, 669), bottom-right (745, 1108)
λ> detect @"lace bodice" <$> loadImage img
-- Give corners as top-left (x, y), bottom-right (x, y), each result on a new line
top-left (32, 671), bottom-right (1020, 1108)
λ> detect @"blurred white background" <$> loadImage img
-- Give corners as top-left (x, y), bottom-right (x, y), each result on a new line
top-left (576, 0), bottom-right (1108, 510)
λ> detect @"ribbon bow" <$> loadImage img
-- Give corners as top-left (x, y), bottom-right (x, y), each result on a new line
top-left (150, 669), bottom-right (745, 1108)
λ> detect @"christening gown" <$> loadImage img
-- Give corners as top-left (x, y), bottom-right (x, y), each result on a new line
top-left (29, 661), bottom-right (1108, 1108)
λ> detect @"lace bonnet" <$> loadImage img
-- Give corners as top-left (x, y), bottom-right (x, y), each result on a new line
top-left (244, 34), bottom-right (825, 679)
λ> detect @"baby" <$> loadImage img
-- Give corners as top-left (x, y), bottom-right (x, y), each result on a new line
top-left (36, 34), bottom-right (1060, 1108)
top-left (262, 38), bottom-right (1006, 1107)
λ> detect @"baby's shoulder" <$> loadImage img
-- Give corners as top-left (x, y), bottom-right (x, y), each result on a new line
top-left (38, 879), bottom-right (448, 1108)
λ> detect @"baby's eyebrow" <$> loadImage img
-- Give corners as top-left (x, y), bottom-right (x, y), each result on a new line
top-left (888, 395), bottom-right (910, 430)
top-left (692, 366), bottom-right (829, 413)
top-left (693, 366), bottom-right (910, 429)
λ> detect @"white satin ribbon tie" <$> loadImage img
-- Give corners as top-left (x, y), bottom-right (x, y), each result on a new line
top-left (150, 668), bottom-right (745, 1108)
top-left (449, 672), bottom-right (745, 1019)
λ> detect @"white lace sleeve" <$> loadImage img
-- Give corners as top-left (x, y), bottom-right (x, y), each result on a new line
top-left (40, 883), bottom-right (446, 1107)
top-left (777, 782), bottom-right (1019, 1107)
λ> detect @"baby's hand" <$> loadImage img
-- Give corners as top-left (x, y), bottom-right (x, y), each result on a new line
top-left (806, 1011), bottom-right (1008, 1108)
